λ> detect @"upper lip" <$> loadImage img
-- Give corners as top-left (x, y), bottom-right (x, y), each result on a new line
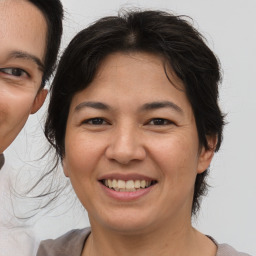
top-left (98, 173), bottom-right (157, 181)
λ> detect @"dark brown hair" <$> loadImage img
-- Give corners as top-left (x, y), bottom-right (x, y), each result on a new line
top-left (28, 0), bottom-right (63, 88)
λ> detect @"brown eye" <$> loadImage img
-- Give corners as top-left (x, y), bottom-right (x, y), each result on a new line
top-left (0, 68), bottom-right (28, 77)
top-left (83, 118), bottom-right (108, 125)
top-left (148, 118), bottom-right (172, 125)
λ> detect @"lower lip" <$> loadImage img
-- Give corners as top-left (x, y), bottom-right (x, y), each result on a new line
top-left (99, 182), bottom-right (155, 201)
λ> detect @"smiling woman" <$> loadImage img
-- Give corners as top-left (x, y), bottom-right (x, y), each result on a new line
top-left (62, 51), bottom-right (205, 232)
top-left (36, 9), bottom-right (250, 256)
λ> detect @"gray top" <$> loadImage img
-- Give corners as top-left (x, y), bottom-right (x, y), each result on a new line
top-left (0, 154), bottom-right (4, 170)
top-left (36, 228), bottom-right (252, 256)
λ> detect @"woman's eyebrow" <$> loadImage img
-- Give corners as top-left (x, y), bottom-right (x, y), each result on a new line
top-left (140, 101), bottom-right (184, 114)
top-left (9, 50), bottom-right (45, 72)
top-left (75, 101), bottom-right (110, 112)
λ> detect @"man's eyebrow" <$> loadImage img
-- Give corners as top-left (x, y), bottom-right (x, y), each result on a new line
top-left (75, 101), bottom-right (110, 112)
top-left (140, 101), bottom-right (184, 114)
top-left (9, 51), bottom-right (44, 72)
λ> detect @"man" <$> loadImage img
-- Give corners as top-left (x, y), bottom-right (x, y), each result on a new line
top-left (0, 0), bottom-right (63, 255)
top-left (0, 0), bottom-right (63, 154)
top-left (0, 154), bottom-right (4, 169)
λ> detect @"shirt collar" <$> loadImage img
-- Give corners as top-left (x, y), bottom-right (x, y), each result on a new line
top-left (0, 154), bottom-right (5, 170)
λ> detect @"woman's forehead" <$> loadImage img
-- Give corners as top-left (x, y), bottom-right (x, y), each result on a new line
top-left (93, 52), bottom-right (184, 90)
top-left (69, 52), bottom-right (193, 118)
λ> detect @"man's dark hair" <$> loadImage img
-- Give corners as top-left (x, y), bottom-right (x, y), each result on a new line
top-left (28, 0), bottom-right (63, 88)
top-left (44, 10), bottom-right (225, 215)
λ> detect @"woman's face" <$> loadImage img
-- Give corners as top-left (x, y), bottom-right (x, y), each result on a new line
top-left (63, 52), bottom-right (214, 234)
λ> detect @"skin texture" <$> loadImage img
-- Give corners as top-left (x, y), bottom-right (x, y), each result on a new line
top-left (63, 52), bottom-right (216, 256)
top-left (0, 0), bottom-right (47, 153)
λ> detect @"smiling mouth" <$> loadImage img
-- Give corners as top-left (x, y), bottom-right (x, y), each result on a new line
top-left (100, 179), bottom-right (157, 192)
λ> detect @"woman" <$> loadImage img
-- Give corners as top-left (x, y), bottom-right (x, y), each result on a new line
top-left (37, 10), bottom-right (250, 256)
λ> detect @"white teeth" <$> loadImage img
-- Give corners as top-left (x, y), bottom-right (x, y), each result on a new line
top-left (140, 180), bottom-right (146, 188)
top-left (134, 180), bottom-right (140, 188)
top-left (126, 180), bottom-right (134, 189)
top-left (117, 180), bottom-right (126, 189)
top-left (112, 179), bottom-right (117, 189)
top-left (103, 179), bottom-right (154, 191)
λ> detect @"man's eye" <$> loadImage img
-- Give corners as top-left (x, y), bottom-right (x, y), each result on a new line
top-left (83, 118), bottom-right (108, 125)
top-left (0, 68), bottom-right (28, 77)
top-left (148, 118), bottom-right (173, 125)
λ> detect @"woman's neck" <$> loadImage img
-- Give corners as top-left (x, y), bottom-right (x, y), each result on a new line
top-left (82, 222), bottom-right (217, 256)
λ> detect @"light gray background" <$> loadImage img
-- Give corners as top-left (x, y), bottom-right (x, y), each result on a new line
top-left (5, 0), bottom-right (256, 254)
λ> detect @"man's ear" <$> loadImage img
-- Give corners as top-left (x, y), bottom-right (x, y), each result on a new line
top-left (30, 89), bottom-right (48, 114)
top-left (62, 157), bottom-right (69, 177)
top-left (197, 135), bottom-right (218, 174)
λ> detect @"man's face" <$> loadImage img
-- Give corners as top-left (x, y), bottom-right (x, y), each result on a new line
top-left (0, 0), bottom-right (48, 153)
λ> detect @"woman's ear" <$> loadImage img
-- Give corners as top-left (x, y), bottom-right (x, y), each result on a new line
top-left (31, 89), bottom-right (48, 114)
top-left (197, 135), bottom-right (218, 174)
top-left (62, 157), bottom-right (69, 177)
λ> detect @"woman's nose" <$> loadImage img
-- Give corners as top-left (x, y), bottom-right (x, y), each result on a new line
top-left (105, 125), bottom-right (146, 165)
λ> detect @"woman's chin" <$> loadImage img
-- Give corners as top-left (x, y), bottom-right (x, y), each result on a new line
top-left (90, 210), bottom-right (156, 235)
